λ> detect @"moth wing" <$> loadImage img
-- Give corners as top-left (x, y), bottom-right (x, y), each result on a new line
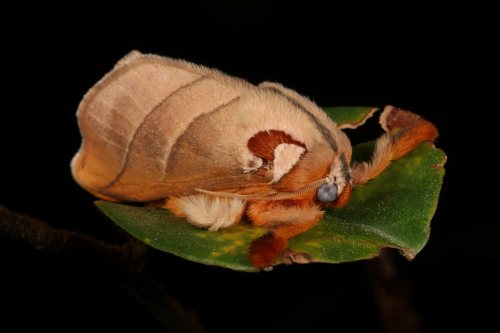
top-left (71, 51), bottom-right (251, 201)
top-left (246, 130), bottom-right (307, 183)
top-left (271, 143), bottom-right (306, 183)
top-left (258, 82), bottom-right (353, 161)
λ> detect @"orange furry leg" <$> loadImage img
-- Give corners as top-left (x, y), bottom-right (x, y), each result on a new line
top-left (165, 197), bottom-right (187, 217)
top-left (249, 233), bottom-right (287, 270)
top-left (352, 106), bottom-right (439, 186)
top-left (247, 201), bottom-right (323, 269)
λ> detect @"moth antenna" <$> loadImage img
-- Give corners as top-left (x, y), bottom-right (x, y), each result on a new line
top-left (195, 178), bottom-right (328, 201)
top-left (194, 189), bottom-right (266, 200)
top-left (260, 178), bottom-right (327, 201)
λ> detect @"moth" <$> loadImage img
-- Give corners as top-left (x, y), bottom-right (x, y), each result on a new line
top-left (72, 51), bottom-right (438, 270)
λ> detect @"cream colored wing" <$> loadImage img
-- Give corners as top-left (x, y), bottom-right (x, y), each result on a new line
top-left (72, 52), bottom-right (347, 202)
top-left (258, 82), bottom-right (353, 161)
top-left (71, 51), bottom-right (251, 201)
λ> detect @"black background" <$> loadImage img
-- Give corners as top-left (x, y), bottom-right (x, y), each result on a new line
top-left (0, 3), bottom-right (495, 332)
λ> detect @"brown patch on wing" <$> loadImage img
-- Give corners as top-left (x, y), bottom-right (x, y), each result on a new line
top-left (247, 130), bottom-right (306, 161)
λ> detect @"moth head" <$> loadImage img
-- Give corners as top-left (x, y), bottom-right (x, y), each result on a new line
top-left (316, 153), bottom-right (352, 207)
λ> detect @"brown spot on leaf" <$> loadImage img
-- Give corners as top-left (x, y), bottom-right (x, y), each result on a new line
top-left (281, 248), bottom-right (313, 265)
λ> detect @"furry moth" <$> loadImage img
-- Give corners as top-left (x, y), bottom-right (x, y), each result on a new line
top-left (71, 51), bottom-right (439, 270)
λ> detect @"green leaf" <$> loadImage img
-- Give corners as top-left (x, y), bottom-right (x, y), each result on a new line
top-left (323, 106), bottom-right (377, 128)
top-left (289, 142), bottom-right (445, 263)
top-left (96, 107), bottom-right (446, 272)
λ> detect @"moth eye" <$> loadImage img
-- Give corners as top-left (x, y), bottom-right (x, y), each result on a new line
top-left (317, 184), bottom-right (338, 203)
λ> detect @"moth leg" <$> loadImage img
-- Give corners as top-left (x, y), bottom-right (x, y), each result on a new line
top-left (352, 106), bottom-right (439, 186)
top-left (247, 204), bottom-right (323, 270)
top-left (165, 195), bottom-right (245, 231)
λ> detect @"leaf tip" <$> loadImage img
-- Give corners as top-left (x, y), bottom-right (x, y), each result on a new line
top-left (432, 147), bottom-right (448, 170)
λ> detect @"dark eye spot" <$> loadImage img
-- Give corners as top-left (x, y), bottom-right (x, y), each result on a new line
top-left (317, 184), bottom-right (338, 203)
